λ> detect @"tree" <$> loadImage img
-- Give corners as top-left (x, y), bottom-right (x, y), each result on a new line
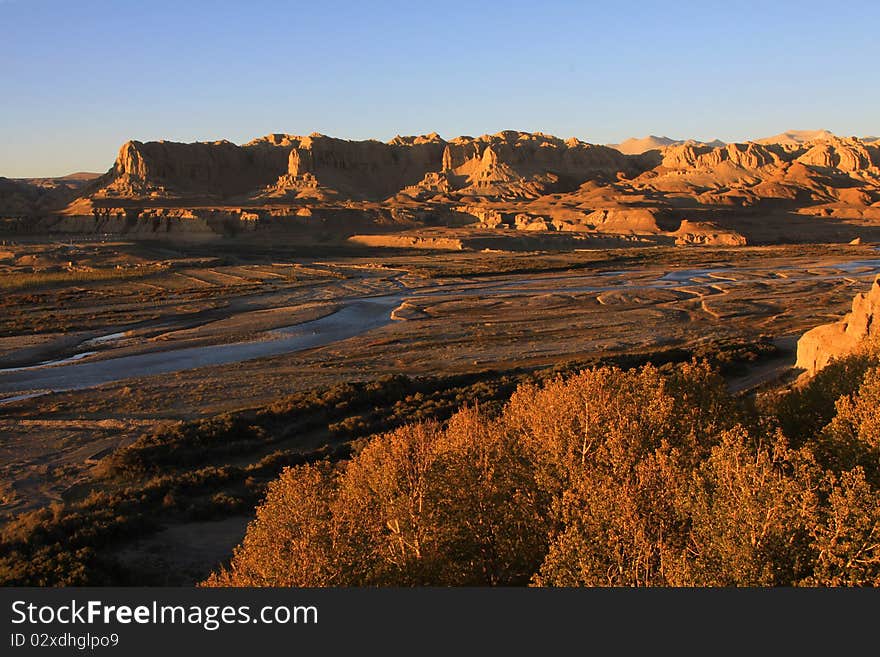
top-left (202, 463), bottom-right (337, 587)
top-left (431, 407), bottom-right (549, 585)
top-left (815, 366), bottom-right (880, 481)
top-left (807, 468), bottom-right (880, 586)
top-left (681, 429), bottom-right (818, 586)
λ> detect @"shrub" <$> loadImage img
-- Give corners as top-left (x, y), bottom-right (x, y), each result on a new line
top-left (206, 359), bottom-right (880, 587)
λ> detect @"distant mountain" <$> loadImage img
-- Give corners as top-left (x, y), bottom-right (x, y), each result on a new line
top-left (608, 136), bottom-right (726, 155)
top-left (39, 130), bottom-right (880, 213)
top-left (55, 172), bottom-right (103, 182)
top-left (88, 131), bottom-right (639, 203)
top-left (0, 172), bottom-right (102, 216)
top-left (754, 129), bottom-right (835, 145)
top-left (15, 172), bottom-right (102, 187)
top-left (685, 138), bottom-right (726, 149)
top-left (609, 135), bottom-right (681, 154)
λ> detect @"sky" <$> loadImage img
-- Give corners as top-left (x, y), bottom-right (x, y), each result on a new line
top-left (1, 0), bottom-right (878, 177)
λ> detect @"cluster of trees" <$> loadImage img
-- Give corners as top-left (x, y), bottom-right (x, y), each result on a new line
top-left (205, 355), bottom-right (880, 587)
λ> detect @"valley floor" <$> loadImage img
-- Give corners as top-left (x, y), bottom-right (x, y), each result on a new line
top-left (1, 237), bottom-right (878, 582)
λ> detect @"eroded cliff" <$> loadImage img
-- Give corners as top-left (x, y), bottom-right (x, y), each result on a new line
top-left (3, 129), bottom-right (880, 245)
top-left (796, 276), bottom-right (880, 375)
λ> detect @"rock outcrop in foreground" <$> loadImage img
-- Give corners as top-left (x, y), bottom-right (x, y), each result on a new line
top-left (796, 276), bottom-right (880, 375)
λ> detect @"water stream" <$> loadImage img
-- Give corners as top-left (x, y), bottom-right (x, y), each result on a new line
top-left (1, 255), bottom-right (879, 399)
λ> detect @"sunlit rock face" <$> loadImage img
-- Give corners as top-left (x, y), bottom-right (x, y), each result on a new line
top-left (4, 130), bottom-right (880, 243)
top-left (796, 276), bottom-right (880, 375)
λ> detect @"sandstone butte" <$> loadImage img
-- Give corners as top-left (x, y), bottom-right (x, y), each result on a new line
top-left (796, 276), bottom-right (880, 375)
top-left (1, 129), bottom-right (880, 245)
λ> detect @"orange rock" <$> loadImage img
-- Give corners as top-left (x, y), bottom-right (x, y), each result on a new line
top-left (796, 276), bottom-right (880, 375)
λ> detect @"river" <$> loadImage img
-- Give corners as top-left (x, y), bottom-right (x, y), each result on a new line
top-left (1, 255), bottom-right (879, 400)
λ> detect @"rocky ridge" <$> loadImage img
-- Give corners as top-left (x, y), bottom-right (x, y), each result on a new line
top-left (3, 129), bottom-right (880, 244)
top-left (796, 276), bottom-right (880, 375)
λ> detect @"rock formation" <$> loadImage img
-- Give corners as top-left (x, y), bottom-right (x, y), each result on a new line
top-left (272, 133), bottom-right (446, 199)
top-left (94, 130), bottom-right (639, 203)
top-left (103, 138), bottom-right (292, 198)
top-left (0, 173), bottom-right (99, 216)
top-left (56, 131), bottom-right (880, 210)
top-left (660, 142), bottom-right (784, 171)
top-left (3, 129), bottom-right (880, 245)
top-left (796, 276), bottom-right (880, 375)
top-left (433, 131), bottom-right (636, 197)
top-left (795, 137), bottom-right (879, 173)
top-left (672, 220), bottom-right (747, 246)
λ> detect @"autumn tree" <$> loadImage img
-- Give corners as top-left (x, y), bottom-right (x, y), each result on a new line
top-left (203, 463), bottom-right (337, 587)
top-left (204, 359), bottom-right (880, 588)
top-left (807, 468), bottom-right (880, 586)
top-left (430, 407), bottom-right (549, 585)
top-left (813, 366), bottom-right (880, 480)
top-left (679, 428), bottom-right (819, 586)
top-left (331, 421), bottom-right (445, 585)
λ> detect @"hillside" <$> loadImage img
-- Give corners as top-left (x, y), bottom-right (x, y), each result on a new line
top-left (608, 135), bottom-right (683, 154)
top-left (0, 172), bottom-right (100, 217)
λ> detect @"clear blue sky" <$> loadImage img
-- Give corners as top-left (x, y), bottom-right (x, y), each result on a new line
top-left (2, 0), bottom-right (878, 177)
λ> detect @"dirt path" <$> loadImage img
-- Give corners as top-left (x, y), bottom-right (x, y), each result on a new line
top-left (726, 336), bottom-right (799, 394)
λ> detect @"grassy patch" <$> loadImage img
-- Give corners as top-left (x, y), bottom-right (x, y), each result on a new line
top-left (0, 265), bottom-right (166, 292)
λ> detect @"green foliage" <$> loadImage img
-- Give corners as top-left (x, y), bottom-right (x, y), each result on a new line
top-left (110, 415), bottom-right (268, 475)
top-left (110, 373), bottom-right (522, 478)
